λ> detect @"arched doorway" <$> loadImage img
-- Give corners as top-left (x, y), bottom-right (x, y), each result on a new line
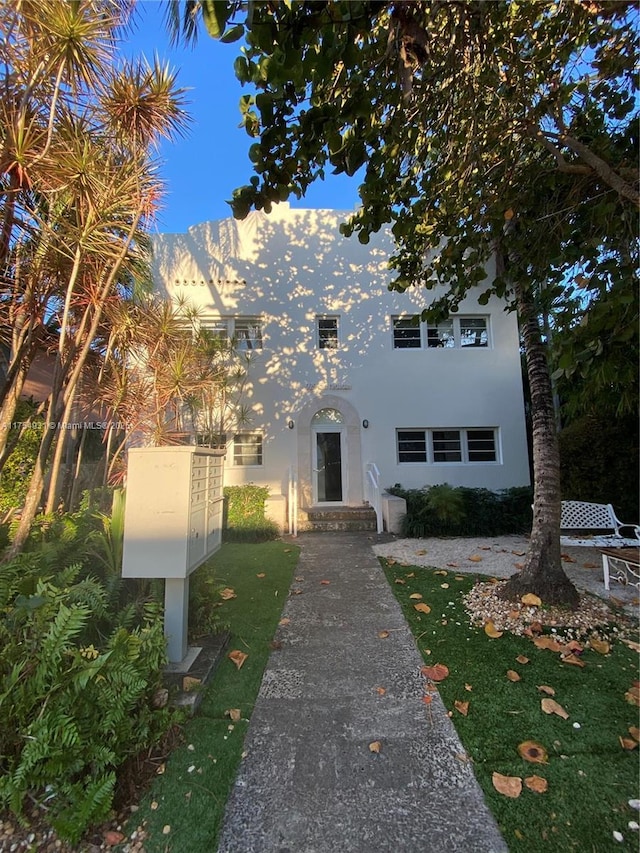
top-left (311, 408), bottom-right (345, 504)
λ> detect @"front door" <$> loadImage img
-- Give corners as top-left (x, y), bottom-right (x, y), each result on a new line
top-left (314, 430), bottom-right (343, 503)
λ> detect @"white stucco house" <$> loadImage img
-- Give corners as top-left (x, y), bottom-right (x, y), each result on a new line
top-left (151, 204), bottom-right (530, 532)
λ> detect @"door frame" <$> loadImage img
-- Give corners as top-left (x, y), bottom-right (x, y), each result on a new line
top-left (312, 424), bottom-right (346, 505)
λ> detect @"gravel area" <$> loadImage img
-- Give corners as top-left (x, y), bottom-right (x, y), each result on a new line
top-left (372, 535), bottom-right (640, 621)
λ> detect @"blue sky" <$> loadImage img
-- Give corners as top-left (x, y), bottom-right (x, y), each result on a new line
top-left (124, 2), bottom-right (361, 234)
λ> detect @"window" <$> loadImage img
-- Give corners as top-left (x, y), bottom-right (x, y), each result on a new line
top-left (204, 317), bottom-right (262, 350)
top-left (397, 430), bottom-right (427, 463)
top-left (317, 316), bottom-right (339, 349)
top-left (392, 317), bottom-right (422, 348)
top-left (196, 432), bottom-right (227, 449)
top-left (394, 315), bottom-right (489, 349)
top-left (397, 429), bottom-right (497, 463)
top-left (233, 433), bottom-right (263, 466)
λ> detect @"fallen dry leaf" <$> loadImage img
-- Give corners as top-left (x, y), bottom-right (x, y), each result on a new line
top-left (516, 655), bottom-right (530, 665)
top-left (414, 603), bottom-right (432, 614)
top-left (465, 683), bottom-right (473, 692)
top-left (226, 708), bottom-right (241, 722)
top-left (541, 698), bottom-right (569, 719)
top-left (624, 685), bottom-right (640, 706)
top-left (378, 630), bottom-right (390, 639)
top-left (441, 583), bottom-right (450, 589)
top-left (521, 593), bottom-right (542, 607)
top-left (104, 830), bottom-right (125, 846)
top-left (220, 588), bottom-right (237, 600)
top-left (162, 825), bottom-right (171, 835)
top-left (512, 550), bottom-right (526, 557)
top-left (228, 650), bottom-right (248, 670)
top-left (582, 561), bottom-right (598, 569)
top-left (434, 570), bottom-right (448, 576)
top-left (421, 663), bottom-right (449, 681)
top-left (279, 617), bottom-right (290, 626)
top-left (256, 573), bottom-right (266, 578)
top-left (405, 572), bottom-right (416, 577)
top-left (525, 775), bottom-right (548, 793)
top-left (182, 676), bottom-right (201, 692)
top-left (537, 685), bottom-right (556, 696)
top-left (422, 694), bottom-right (433, 705)
top-left (533, 636), bottom-right (563, 652)
top-left (376, 687), bottom-right (386, 696)
top-left (518, 741), bottom-right (548, 764)
top-left (589, 637), bottom-right (610, 655)
top-left (629, 726), bottom-right (640, 742)
top-left (454, 575), bottom-right (465, 581)
top-left (447, 562), bottom-right (459, 568)
top-left (506, 670), bottom-right (521, 682)
top-left (561, 652), bottom-right (585, 668)
top-left (561, 553), bottom-right (576, 563)
top-left (484, 620), bottom-right (503, 638)
top-left (619, 737), bottom-right (638, 751)
top-left (320, 579), bottom-right (331, 585)
top-left (415, 549), bottom-right (427, 555)
top-left (468, 554), bottom-right (483, 562)
top-left (514, 563), bottom-right (525, 570)
top-left (394, 578), bottom-right (406, 585)
top-left (454, 699), bottom-right (469, 716)
top-left (369, 741), bottom-right (382, 753)
top-left (509, 609), bottom-right (521, 619)
top-left (621, 638), bottom-right (640, 652)
top-left (409, 592), bottom-right (423, 600)
top-left (492, 772), bottom-right (522, 798)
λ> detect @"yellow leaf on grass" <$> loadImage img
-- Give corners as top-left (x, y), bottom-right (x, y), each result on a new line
top-left (629, 726), bottom-right (640, 742)
top-left (516, 655), bottom-right (530, 665)
top-left (589, 637), bottom-right (610, 655)
top-left (561, 652), bottom-right (585, 668)
top-left (484, 620), bottom-right (503, 638)
top-left (369, 741), bottom-right (382, 753)
top-left (228, 650), bottom-right (248, 670)
top-left (518, 741), bottom-right (548, 764)
top-left (409, 593), bottom-right (423, 600)
top-left (465, 683), bottom-right (473, 692)
top-left (506, 670), bottom-right (521, 682)
top-left (434, 569), bottom-right (448, 576)
top-left (541, 698), bottom-right (569, 719)
top-left (521, 593), bottom-right (542, 607)
top-left (468, 554), bottom-right (483, 562)
top-left (394, 578), bottom-right (406, 585)
top-left (226, 708), bottom-right (241, 722)
top-left (624, 685), bottom-right (640, 706)
top-left (492, 772), bottom-right (522, 798)
top-left (454, 699), bottom-right (469, 716)
top-left (533, 636), bottom-right (563, 652)
top-left (220, 588), bottom-right (237, 600)
top-left (414, 603), bottom-right (432, 614)
top-left (621, 638), bottom-right (640, 652)
top-left (620, 736), bottom-right (638, 750)
top-left (256, 573), bottom-right (266, 578)
top-left (537, 685), bottom-right (556, 696)
top-left (405, 572), bottom-right (416, 577)
top-left (441, 583), bottom-right (450, 589)
top-left (525, 775), bottom-right (548, 793)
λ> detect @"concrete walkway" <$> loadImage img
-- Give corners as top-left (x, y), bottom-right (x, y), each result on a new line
top-left (216, 533), bottom-right (507, 853)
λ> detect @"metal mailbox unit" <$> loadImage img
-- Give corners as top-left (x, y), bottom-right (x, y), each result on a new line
top-left (122, 446), bottom-right (226, 663)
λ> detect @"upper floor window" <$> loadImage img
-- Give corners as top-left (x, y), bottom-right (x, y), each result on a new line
top-left (206, 317), bottom-right (262, 350)
top-left (397, 428), bottom-right (498, 463)
top-left (393, 315), bottom-right (489, 349)
top-left (316, 316), bottom-right (339, 349)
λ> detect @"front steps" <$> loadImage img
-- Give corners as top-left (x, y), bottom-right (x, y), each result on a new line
top-left (301, 505), bottom-right (378, 532)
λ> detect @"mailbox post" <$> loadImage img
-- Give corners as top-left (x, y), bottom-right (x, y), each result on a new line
top-left (122, 446), bottom-right (225, 664)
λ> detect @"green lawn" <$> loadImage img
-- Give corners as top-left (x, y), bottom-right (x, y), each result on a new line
top-left (128, 540), bottom-right (299, 853)
top-left (381, 558), bottom-right (640, 853)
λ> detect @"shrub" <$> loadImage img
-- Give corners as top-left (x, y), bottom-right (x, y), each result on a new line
top-left (223, 484), bottom-right (279, 542)
top-left (387, 483), bottom-right (533, 538)
top-left (0, 560), bottom-right (172, 843)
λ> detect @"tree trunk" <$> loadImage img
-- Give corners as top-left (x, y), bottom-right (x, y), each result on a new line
top-left (498, 282), bottom-right (579, 608)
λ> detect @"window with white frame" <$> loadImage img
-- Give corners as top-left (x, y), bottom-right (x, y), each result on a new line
top-left (232, 432), bottom-right (263, 466)
top-left (397, 428), bottom-right (498, 463)
top-left (204, 317), bottom-right (262, 350)
top-left (392, 316), bottom-right (422, 348)
top-left (316, 316), bottom-right (339, 349)
top-left (393, 315), bottom-right (489, 349)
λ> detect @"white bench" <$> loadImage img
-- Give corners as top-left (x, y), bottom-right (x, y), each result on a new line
top-left (560, 501), bottom-right (640, 548)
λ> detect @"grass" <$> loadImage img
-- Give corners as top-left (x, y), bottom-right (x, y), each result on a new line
top-left (380, 558), bottom-right (640, 853)
top-left (127, 540), bottom-right (299, 853)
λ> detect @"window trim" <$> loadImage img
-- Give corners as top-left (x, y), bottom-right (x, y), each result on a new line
top-left (396, 428), bottom-right (499, 464)
top-left (204, 316), bottom-right (263, 351)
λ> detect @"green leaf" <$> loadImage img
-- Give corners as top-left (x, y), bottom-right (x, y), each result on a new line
top-left (201, 0), bottom-right (231, 40)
